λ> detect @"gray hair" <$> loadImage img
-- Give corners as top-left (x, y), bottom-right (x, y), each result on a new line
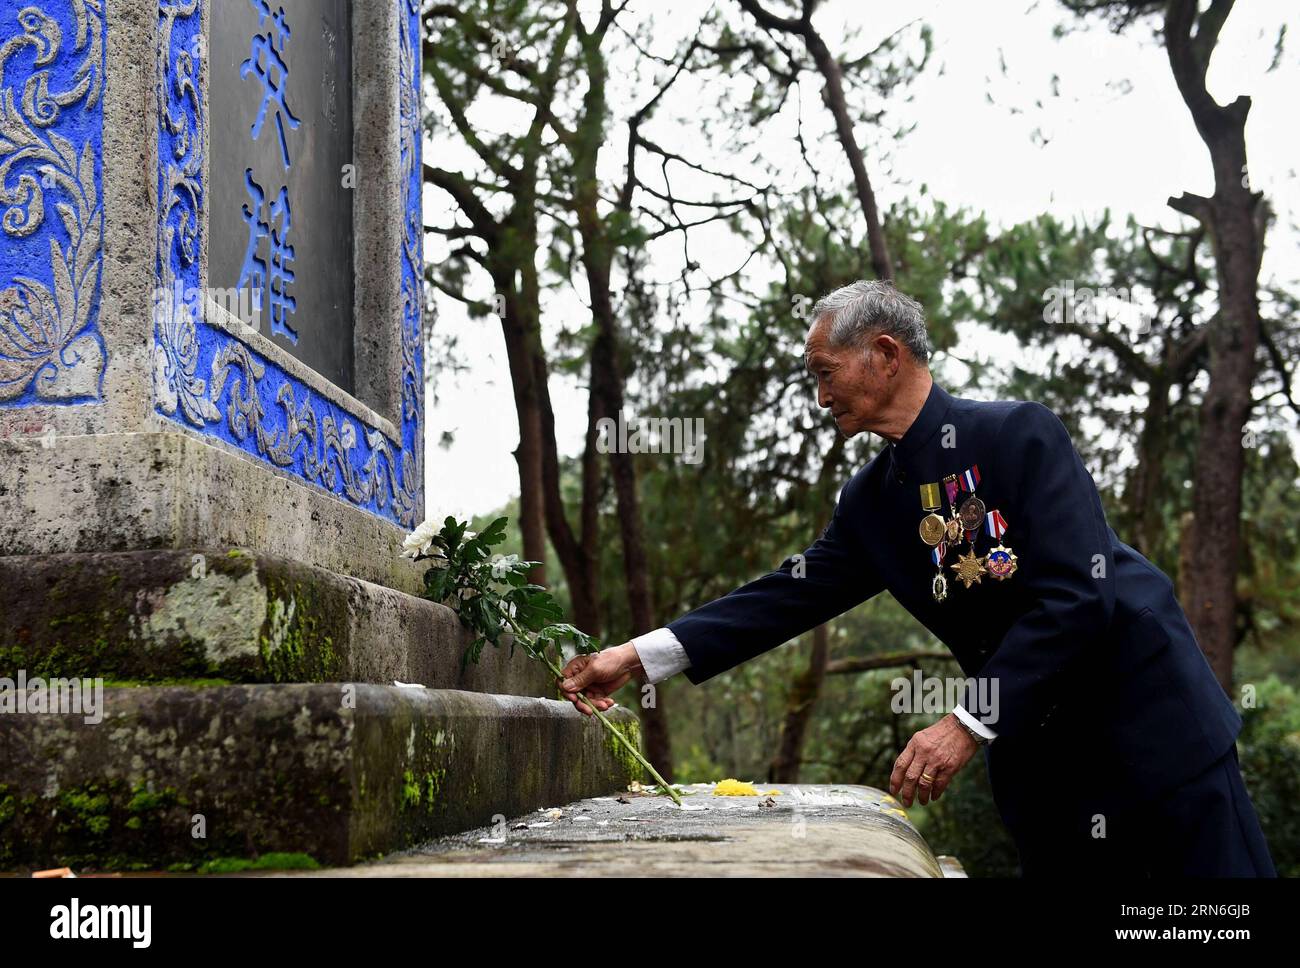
top-left (808, 280), bottom-right (931, 364)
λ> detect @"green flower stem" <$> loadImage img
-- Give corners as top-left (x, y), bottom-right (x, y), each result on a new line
top-left (534, 650), bottom-right (683, 807)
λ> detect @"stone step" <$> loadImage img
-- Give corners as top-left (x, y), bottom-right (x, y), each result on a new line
top-left (0, 549), bottom-right (549, 697)
top-left (0, 683), bottom-right (644, 871)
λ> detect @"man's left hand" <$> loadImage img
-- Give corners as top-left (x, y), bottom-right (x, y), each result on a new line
top-left (889, 713), bottom-right (979, 807)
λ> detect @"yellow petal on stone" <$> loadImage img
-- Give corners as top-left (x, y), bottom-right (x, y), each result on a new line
top-left (713, 778), bottom-right (760, 796)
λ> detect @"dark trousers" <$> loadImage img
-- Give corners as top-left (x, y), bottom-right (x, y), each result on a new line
top-left (1001, 745), bottom-right (1276, 878)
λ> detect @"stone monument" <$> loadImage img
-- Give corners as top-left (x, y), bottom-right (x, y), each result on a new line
top-left (0, 0), bottom-right (640, 871)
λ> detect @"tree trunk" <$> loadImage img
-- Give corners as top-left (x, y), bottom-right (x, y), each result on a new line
top-left (1127, 374), bottom-right (1172, 557)
top-left (1163, 0), bottom-right (1267, 690)
top-left (492, 275), bottom-right (550, 588)
top-left (768, 623), bottom-right (830, 783)
top-left (736, 0), bottom-right (894, 281)
top-left (571, 8), bottom-right (674, 778)
top-left (803, 31), bottom-right (894, 282)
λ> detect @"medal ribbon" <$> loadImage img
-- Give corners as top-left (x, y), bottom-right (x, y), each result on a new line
top-left (960, 464), bottom-right (981, 492)
top-left (919, 482), bottom-right (941, 511)
top-left (931, 540), bottom-right (947, 566)
top-left (943, 474), bottom-right (960, 508)
top-left (986, 508), bottom-right (1008, 541)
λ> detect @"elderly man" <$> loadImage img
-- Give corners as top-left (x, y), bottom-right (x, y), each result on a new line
top-left (558, 280), bottom-right (1275, 878)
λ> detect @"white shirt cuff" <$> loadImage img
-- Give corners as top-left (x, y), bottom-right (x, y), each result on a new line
top-left (631, 627), bottom-right (692, 684)
top-left (953, 703), bottom-right (998, 742)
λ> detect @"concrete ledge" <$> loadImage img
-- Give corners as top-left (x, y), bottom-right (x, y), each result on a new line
top-left (268, 783), bottom-right (946, 878)
top-left (0, 684), bottom-right (644, 871)
top-left (0, 549), bottom-right (550, 697)
top-left (0, 432), bottom-right (426, 595)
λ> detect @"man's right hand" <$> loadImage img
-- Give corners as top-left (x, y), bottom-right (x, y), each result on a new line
top-left (557, 643), bottom-right (642, 715)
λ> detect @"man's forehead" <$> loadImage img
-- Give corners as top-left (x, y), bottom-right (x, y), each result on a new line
top-left (804, 315), bottom-right (830, 354)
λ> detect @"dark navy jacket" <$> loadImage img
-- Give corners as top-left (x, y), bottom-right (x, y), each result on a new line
top-left (667, 381), bottom-right (1241, 806)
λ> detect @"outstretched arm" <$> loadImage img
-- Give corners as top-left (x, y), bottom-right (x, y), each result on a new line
top-left (558, 480), bottom-right (884, 707)
top-left (667, 483), bottom-right (883, 684)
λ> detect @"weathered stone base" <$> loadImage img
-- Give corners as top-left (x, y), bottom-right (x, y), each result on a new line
top-left (0, 431), bottom-right (426, 595)
top-left (0, 684), bottom-right (644, 871)
top-left (0, 549), bottom-right (549, 696)
top-left (269, 784), bottom-right (948, 878)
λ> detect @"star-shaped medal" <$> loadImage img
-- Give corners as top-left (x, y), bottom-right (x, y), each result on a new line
top-left (950, 549), bottom-right (986, 589)
top-left (984, 544), bottom-right (1018, 580)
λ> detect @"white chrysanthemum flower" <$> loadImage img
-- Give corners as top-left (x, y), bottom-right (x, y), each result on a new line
top-left (490, 554), bottom-right (521, 580)
top-left (400, 519), bottom-right (440, 559)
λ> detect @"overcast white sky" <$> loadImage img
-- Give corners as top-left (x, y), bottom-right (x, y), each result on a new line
top-left (423, 0), bottom-right (1299, 519)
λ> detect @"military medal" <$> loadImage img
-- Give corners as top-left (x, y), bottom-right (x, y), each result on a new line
top-left (932, 571), bottom-right (948, 602)
top-left (985, 545), bottom-right (1018, 580)
top-left (951, 548), bottom-right (987, 588)
top-left (920, 482), bottom-right (952, 601)
top-left (918, 482), bottom-right (946, 546)
top-left (933, 475), bottom-right (959, 543)
top-left (955, 465), bottom-right (984, 543)
top-left (982, 509), bottom-right (1018, 580)
top-left (958, 495), bottom-right (985, 537)
top-left (931, 540), bottom-right (949, 602)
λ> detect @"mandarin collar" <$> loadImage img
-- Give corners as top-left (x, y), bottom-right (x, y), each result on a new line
top-left (887, 380), bottom-right (954, 468)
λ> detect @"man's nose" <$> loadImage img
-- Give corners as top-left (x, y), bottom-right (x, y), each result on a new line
top-left (817, 383), bottom-right (832, 410)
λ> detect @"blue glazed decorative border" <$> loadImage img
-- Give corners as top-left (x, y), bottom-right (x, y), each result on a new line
top-left (0, 0), bottom-right (107, 406)
top-left (399, 0), bottom-right (423, 440)
top-left (152, 0), bottom-right (422, 528)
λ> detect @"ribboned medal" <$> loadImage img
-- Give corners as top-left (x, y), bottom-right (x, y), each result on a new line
top-left (942, 474), bottom-right (963, 541)
top-left (918, 482), bottom-right (946, 546)
top-left (958, 495), bottom-right (985, 538)
top-left (983, 509), bottom-right (1018, 580)
top-left (956, 465), bottom-right (985, 542)
top-left (931, 540), bottom-right (949, 602)
top-left (922, 483), bottom-right (952, 601)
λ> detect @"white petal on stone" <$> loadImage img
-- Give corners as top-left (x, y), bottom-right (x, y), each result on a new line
top-left (392, 680), bottom-right (425, 689)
